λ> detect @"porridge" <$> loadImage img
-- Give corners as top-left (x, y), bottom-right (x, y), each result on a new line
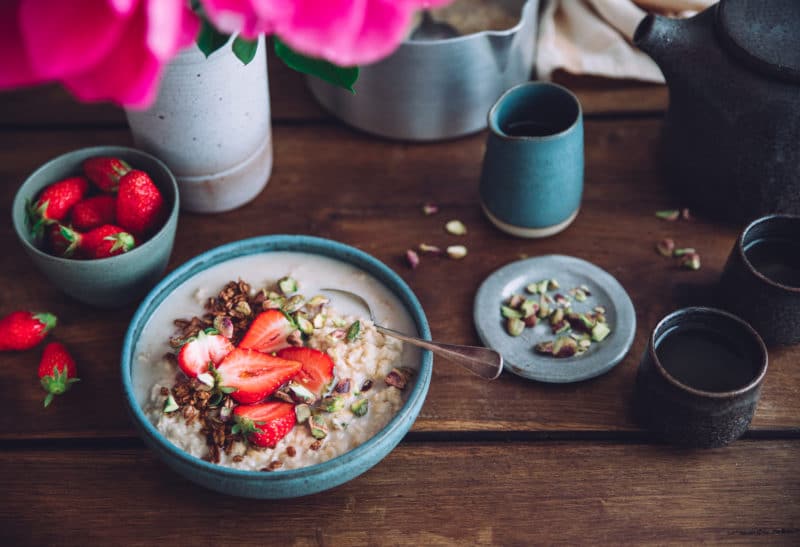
top-left (135, 253), bottom-right (420, 472)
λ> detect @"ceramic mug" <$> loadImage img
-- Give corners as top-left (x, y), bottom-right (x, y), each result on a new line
top-left (634, 307), bottom-right (768, 448)
top-left (718, 214), bottom-right (800, 345)
top-left (479, 82), bottom-right (583, 238)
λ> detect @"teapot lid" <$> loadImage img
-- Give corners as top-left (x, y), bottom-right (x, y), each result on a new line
top-left (717, 0), bottom-right (800, 83)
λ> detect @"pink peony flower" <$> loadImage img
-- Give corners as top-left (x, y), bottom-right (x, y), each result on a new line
top-left (202, 0), bottom-right (454, 67)
top-left (0, 0), bottom-right (199, 108)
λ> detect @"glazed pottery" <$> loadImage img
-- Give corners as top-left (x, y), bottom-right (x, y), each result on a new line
top-left (718, 214), bottom-right (800, 345)
top-left (635, 307), bottom-right (768, 448)
top-left (12, 146), bottom-right (179, 308)
top-left (125, 38), bottom-right (271, 213)
top-left (121, 235), bottom-right (432, 499)
top-left (307, 0), bottom-right (538, 141)
top-left (479, 82), bottom-right (583, 238)
top-left (634, 0), bottom-right (800, 221)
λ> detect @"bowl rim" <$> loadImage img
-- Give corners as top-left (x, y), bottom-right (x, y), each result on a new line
top-left (121, 234), bottom-right (432, 482)
top-left (12, 145), bottom-right (180, 264)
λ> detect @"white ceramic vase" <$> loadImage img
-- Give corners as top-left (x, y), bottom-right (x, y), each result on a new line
top-left (125, 37), bottom-right (271, 213)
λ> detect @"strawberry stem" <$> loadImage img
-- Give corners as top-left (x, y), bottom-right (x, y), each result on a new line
top-left (33, 312), bottom-right (58, 334)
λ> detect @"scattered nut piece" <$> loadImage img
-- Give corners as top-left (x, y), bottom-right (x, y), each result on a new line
top-left (385, 368), bottom-right (411, 389)
top-left (163, 394), bottom-right (179, 413)
top-left (446, 245), bottom-right (467, 259)
top-left (309, 415), bottom-right (328, 439)
top-left (506, 317), bottom-right (525, 337)
top-left (534, 341), bottom-right (554, 355)
top-left (286, 446), bottom-right (296, 457)
top-left (553, 336), bottom-right (578, 358)
top-left (445, 220), bottom-right (467, 235)
top-left (346, 320), bottom-right (361, 342)
top-left (548, 279), bottom-right (560, 290)
top-left (422, 203), bottom-right (439, 215)
top-left (508, 294), bottom-right (525, 309)
top-left (655, 209), bottom-right (680, 221)
top-left (673, 247), bottom-right (696, 257)
top-left (334, 378), bottom-right (351, 394)
top-left (501, 305), bottom-right (522, 319)
top-left (591, 322), bottom-right (611, 342)
top-left (681, 208), bottom-right (692, 221)
top-left (680, 252), bottom-right (701, 271)
top-left (278, 276), bottom-right (298, 295)
top-left (405, 249), bottom-right (420, 269)
top-left (350, 398), bottom-right (369, 417)
top-left (287, 330), bottom-right (304, 346)
top-left (656, 238), bottom-right (676, 257)
top-left (418, 243), bottom-right (443, 255)
top-left (360, 379), bottom-right (374, 392)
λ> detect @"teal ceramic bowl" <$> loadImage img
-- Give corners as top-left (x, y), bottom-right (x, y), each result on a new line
top-left (121, 235), bottom-right (432, 499)
top-left (12, 146), bottom-right (179, 308)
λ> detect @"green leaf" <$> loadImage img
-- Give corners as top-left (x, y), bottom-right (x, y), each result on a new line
top-left (196, 18), bottom-right (230, 58)
top-left (273, 38), bottom-right (359, 93)
top-left (232, 36), bottom-right (259, 65)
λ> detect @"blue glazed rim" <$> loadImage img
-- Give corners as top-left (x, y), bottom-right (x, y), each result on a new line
top-left (121, 235), bottom-right (432, 495)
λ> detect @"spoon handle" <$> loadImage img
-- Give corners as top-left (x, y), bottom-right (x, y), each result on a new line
top-left (376, 326), bottom-right (503, 380)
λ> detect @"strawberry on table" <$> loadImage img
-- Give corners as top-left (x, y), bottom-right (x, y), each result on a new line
top-left (27, 176), bottom-right (89, 239)
top-left (71, 195), bottom-right (116, 232)
top-left (239, 310), bottom-right (296, 353)
top-left (0, 310), bottom-right (57, 351)
top-left (216, 348), bottom-right (301, 404)
top-left (61, 224), bottom-right (136, 259)
top-left (82, 156), bottom-right (131, 193)
top-left (116, 170), bottom-right (164, 237)
top-left (177, 329), bottom-right (234, 378)
top-left (277, 347), bottom-right (334, 401)
top-left (38, 342), bottom-right (79, 407)
top-left (232, 402), bottom-right (296, 448)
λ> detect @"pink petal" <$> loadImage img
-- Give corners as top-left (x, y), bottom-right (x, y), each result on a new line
top-left (201, 0), bottom-right (273, 36)
top-left (62, 7), bottom-right (163, 108)
top-left (144, 0), bottom-right (200, 60)
top-left (0, 2), bottom-right (41, 88)
top-left (108, 0), bottom-right (138, 15)
top-left (19, 0), bottom-right (131, 79)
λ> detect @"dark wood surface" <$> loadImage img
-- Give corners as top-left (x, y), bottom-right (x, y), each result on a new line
top-left (0, 53), bottom-right (797, 545)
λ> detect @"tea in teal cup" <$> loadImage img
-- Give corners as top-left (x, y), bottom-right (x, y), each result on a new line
top-left (479, 82), bottom-right (583, 238)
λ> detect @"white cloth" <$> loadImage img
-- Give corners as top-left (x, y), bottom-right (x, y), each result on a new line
top-left (537, 0), bottom-right (715, 83)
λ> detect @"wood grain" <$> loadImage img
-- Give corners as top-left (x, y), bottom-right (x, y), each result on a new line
top-left (1, 120), bottom-right (798, 439)
top-left (1, 441), bottom-right (797, 545)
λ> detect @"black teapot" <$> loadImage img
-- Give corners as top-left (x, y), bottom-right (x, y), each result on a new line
top-left (634, 0), bottom-right (800, 222)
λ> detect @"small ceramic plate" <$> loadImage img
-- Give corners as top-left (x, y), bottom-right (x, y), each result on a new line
top-left (474, 255), bottom-right (636, 383)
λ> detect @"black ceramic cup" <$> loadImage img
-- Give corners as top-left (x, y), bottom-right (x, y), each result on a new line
top-left (634, 307), bottom-right (768, 448)
top-left (718, 214), bottom-right (800, 345)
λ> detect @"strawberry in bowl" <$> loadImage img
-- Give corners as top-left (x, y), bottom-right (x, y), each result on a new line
top-left (12, 146), bottom-right (179, 308)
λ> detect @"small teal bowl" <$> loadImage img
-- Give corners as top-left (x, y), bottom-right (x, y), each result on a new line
top-left (12, 146), bottom-right (179, 308)
top-left (121, 235), bottom-right (432, 499)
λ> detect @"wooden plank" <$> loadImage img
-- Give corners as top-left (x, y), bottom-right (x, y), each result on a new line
top-left (0, 52), bottom-right (667, 128)
top-left (1, 120), bottom-right (798, 440)
top-left (0, 441), bottom-right (797, 544)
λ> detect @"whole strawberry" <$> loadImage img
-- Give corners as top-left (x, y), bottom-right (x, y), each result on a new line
top-left (83, 156), bottom-right (131, 193)
top-left (27, 176), bottom-right (89, 239)
top-left (47, 224), bottom-right (74, 257)
top-left (38, 342), bottom-right (79, 407)
top-left (0, 310), bottom-right (57, 351)
top-left (71, 195), bottom-right (116, 232)
top-left (116, 170), bottom-right (164, 237)
top-left (61, 224), bottom-right (136, 259)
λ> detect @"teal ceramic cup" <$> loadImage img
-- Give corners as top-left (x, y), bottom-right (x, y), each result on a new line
top-left (479, 82), bottom-right (584, 238)
top-left (12, 146), bottom-right (179, 308)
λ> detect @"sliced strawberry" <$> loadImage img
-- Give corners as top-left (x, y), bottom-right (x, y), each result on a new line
top-left (238, 310), bottom-right (295, 353)
top-left (217, 348), bottom-right (301, 404)
top-left (277, 347), bottom-right (335, 400)
top-left (177, 329), bottom-right (234, 378)
top-left (232, 402), bottom-right (296, 448)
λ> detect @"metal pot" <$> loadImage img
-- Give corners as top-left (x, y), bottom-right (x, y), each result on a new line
top-left (306, 0), bottom-right (539, 141)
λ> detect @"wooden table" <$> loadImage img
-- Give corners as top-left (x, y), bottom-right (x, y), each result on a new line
top-left (1, 55), bottom-right (798, 545)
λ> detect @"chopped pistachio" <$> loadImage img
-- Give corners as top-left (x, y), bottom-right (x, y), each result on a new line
top-left (579, 339), bottom-right (592, 350)
top-left (235, 301), bottom-right (252, 316)
top-left (579, 313), bottom-right (596, 330)
top-left (656, 209), bottom-right (680, 221)
top-left (296, 315), bottom-right (314, 335)
top-left (525, 283), bottom-right (540, 294)
top-left (346, 320), bottom-right (361, 342)
top-left (680, 252), bottom-right (701, 271)
top-left (445, 219), bottom-right (467, 235)
top-left (332, 317), bottom-right (348, 328)
top-left (595, 314), bottom-right (607, 324)
top-left (446, 245), bottom-right (467, 259)
top-left (552, 320), bottom-right (571, 335)
top-left (550, 308), bottom-right (565, 325)
top-left (520, 299), bottom-right (539, 318)
top-left (288, 383), bottom-right (316, 404)
top-left (163, 394), bottom-right (179, 413)
top-left (506, 317), bottom-right (525, 337)
top-left (501, 305), bottom-right (522, 319)
top-left (537, 294), bottom-right (551, 318)
top-left (579, 284), bottom-right (592, 295)
top-left (322, 396), bottom-right (345, 413)
top-left (312, 313), bottom-right (326, 329)
top-left (295, 404), bottom-right (311, 424)
top-left (523, 314), bottom-right (539, 328)
top-left (537, 280), bottom-right (550, 295)
top-left (422, 203), bottom-right (439, 215)
top-left (406, 249), bottom-right (420, 269)
top-left (418, 243), bottom-right (442, 255)
top-left (673, 247), bottom-right (696, 257)
top-left (308, 295), bottom-right (330, 308)
top-left (508, 294), bottom-right (525, 309)
top-left (656, 238), bottom-right (675, 257)
top-left (284, 295), bottom-right (305, 313)
top-left (594, 306), bottom-right (606, 314)
top-left (573, 289), bottom-right (588, 302)
top-left (534, 341), bottom-right (554, 355)
top-left (553, 336), bottom-right (578, 358)
top-left (385, 368), bottom-right (409, 389)
top-left (213, 315), bottom-right (234, 339)
top-left (278, 276), bottom-right (298, 295)
top-left (350, 398), bottom-right (369, 417)
top-left (548, 279), bottom-right (560, 290)
top-left (554, 293), bottom-right (570, 307)
top-left (197, 372), bottom-right (215, 388)
top-left (591, 322), bottom-right (611, 342)
top-left (309, 415), bottom-right (328, 439)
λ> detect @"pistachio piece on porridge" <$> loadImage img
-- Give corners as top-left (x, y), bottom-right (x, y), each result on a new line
top-left (287, 330), bottom-right (304, 346)
top-left (385, 368), bottom-right (408, 389)
top-left (307, 295), bottom-right (330, 309)
top-left (350, 398), bottom-right (369, 417)
top-left (312, 313), bottom-right (326, 329)
top-left (334, 378), bottom-right (351, 394)
top-left (322, 396), bottom-right (345, 413)
top-left (295, 404), bottom-right (311, 424)
top-left (163, 394), bottom-right (179, 413)
top-left (278, 276), bottom-right (298, 295)
top-left (360, 379), bottom-right (373, 392)
top-left (309, 414), bottom-right (328, 439)
top-left (212, 315), bottom-right (234, 339)
top-left (288, 382), bottom-right (317, 404)
top-left (346, 320), bottom-right (361, 342)
top-left (296, 315), bottom-right (314, 335)
top-left (284, 295), bottom-right (305, 313)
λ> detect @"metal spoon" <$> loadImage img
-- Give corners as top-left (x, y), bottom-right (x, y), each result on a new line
top-left (322, 288), bottom-right (503, 380)
top-left (409, 11), bottom-right (460, 41)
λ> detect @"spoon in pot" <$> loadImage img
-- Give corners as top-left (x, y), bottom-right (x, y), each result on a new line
top-left (409, 11), bottom-right (460, 41)
top-left (322, 288), bottom-right (503, 380)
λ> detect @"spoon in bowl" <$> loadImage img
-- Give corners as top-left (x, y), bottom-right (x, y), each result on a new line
top-left (322, 288), bottom-right (503, 380)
